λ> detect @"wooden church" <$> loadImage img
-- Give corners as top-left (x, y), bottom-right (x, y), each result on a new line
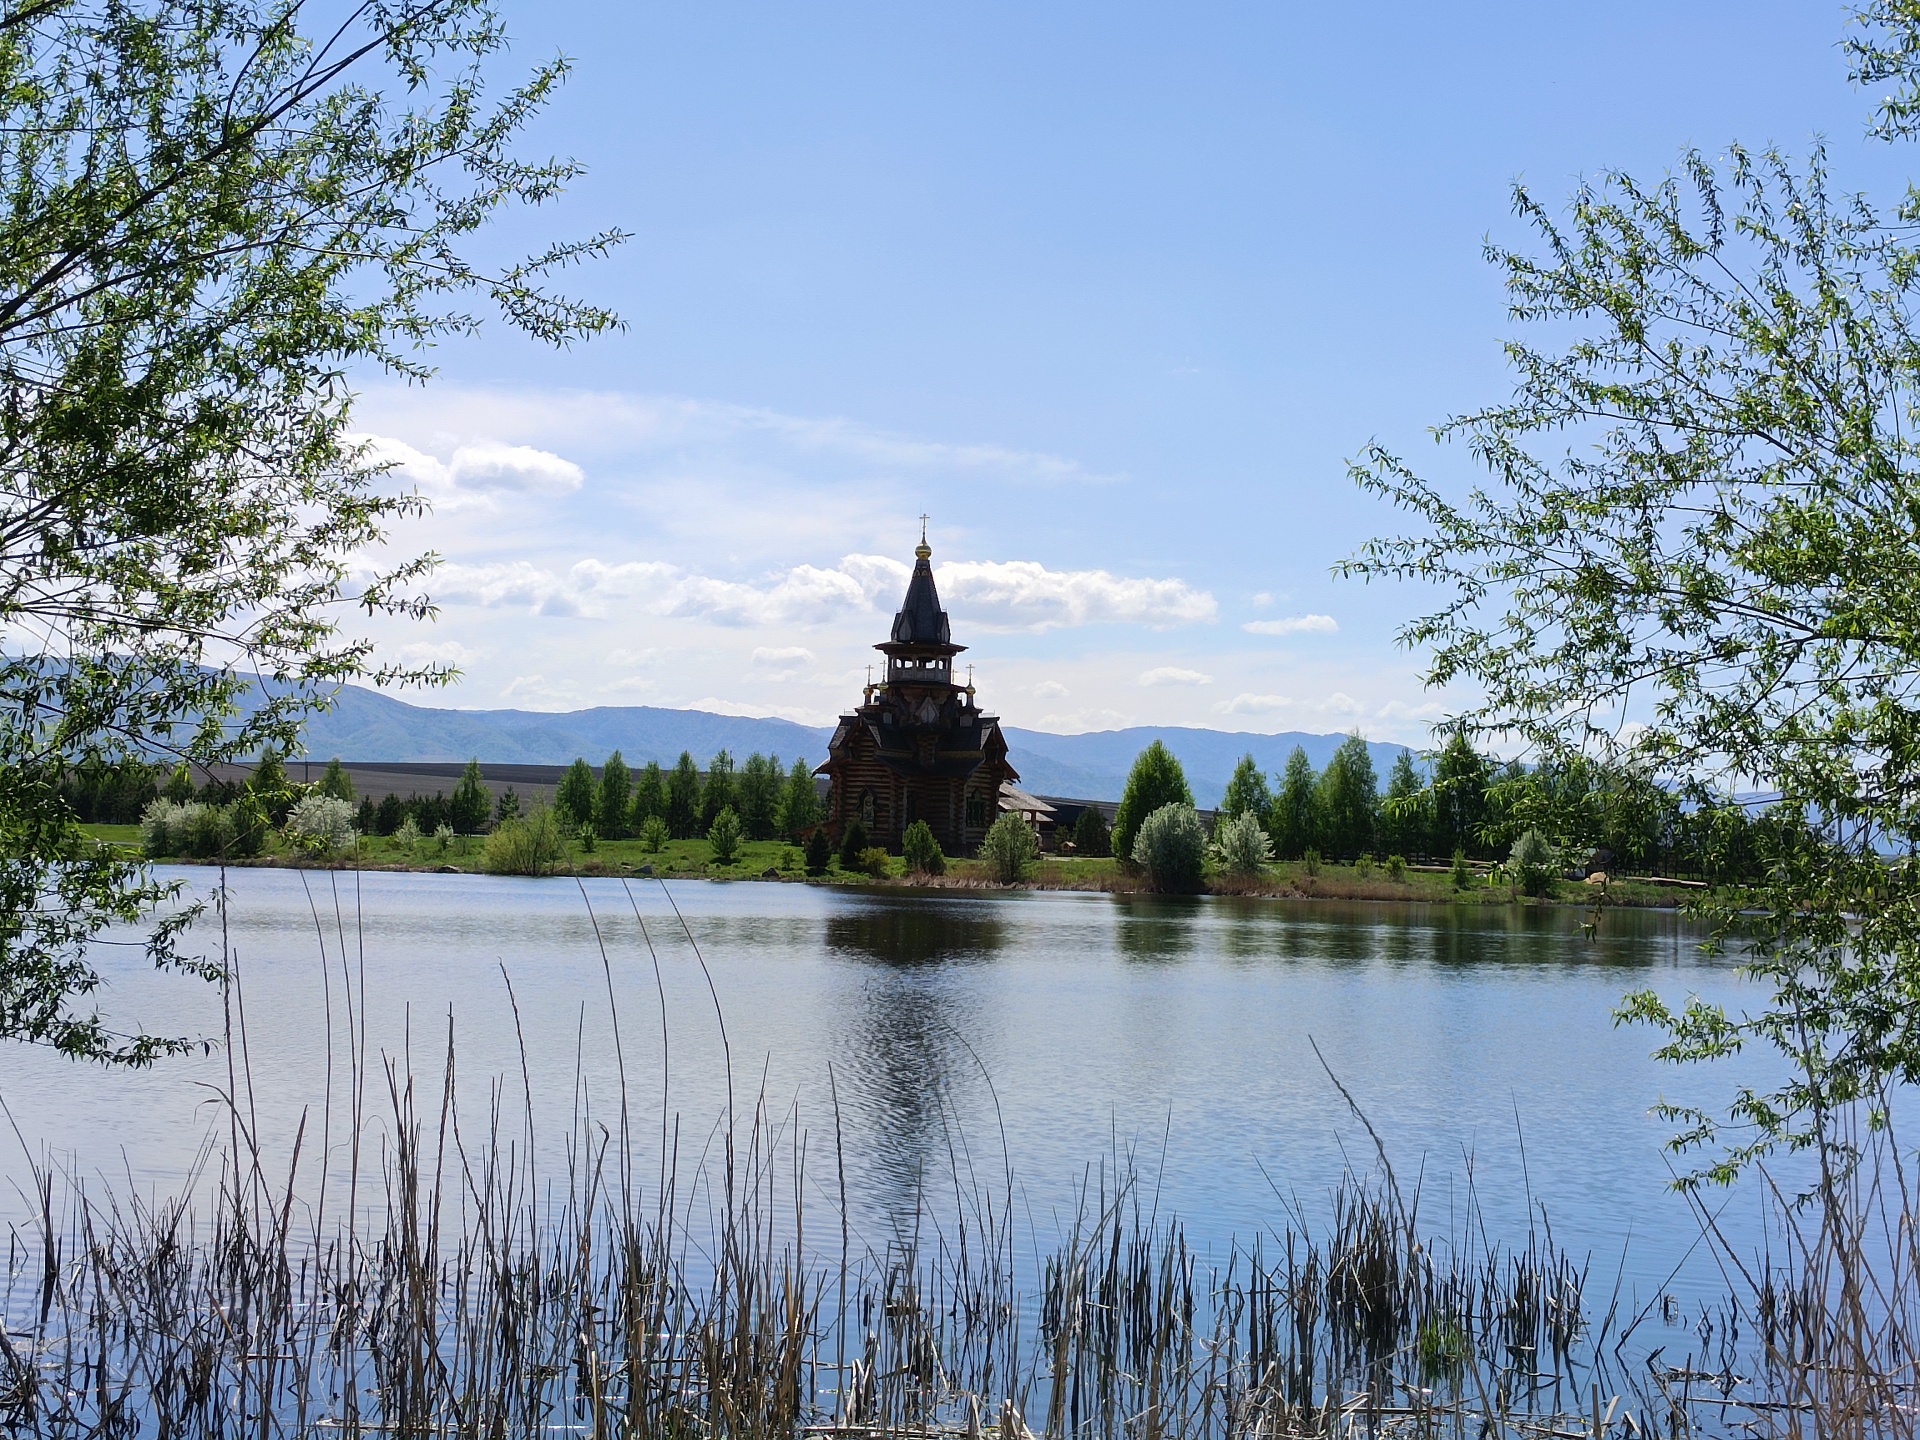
top-left (817, 530), bottom-right (1017, 854)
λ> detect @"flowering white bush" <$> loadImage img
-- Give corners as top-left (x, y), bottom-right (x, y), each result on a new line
top-left (141, 799), bottom-right (203, 858)
top-left (285, 794), bottom-right (357, 854)
top-left (1133, 803), bottom-right (1207, 892)
top-left (1210, 810), bottom-right (1273, 877)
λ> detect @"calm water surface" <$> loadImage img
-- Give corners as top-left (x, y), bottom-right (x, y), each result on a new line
top-left (0, 868), bottom-right (1776, 1306)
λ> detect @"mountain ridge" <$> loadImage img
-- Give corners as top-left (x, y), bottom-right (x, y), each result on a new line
top-left (288, 685), bottom-right (1418, 808)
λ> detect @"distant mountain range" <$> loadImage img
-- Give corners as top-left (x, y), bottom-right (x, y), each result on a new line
top-left (288, 685), bottom-right (1417, 807)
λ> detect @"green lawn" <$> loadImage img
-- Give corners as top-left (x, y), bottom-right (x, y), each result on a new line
top-left (85, 821), bottom-right (1691, 906)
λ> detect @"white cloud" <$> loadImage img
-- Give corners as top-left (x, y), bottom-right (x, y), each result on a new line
top-left (605, 647), bottom-right (663, 669)
top-left (1031, 680), bottom-right (1069, 699)
top-left (499, 674), bottom-right (582, 709)
top-left (428, 553), bottom-right (1214, 633)
top-left (1374, 699), bottom-right (1446, 726)
top-left (1137, 667), bottom-right (1213, 687)
top-left (1036, 707), bottom-right (1133, 734)
top-left (752, 646), bottom-right (816, 666)
top-left (433, 561), bottom-right (584, 616)
top-left (358, 434), bottom-right (584, 499)
top-left (685, 696), bottom-right (838, 726)
top-left (448, 441), bottom-right (584, 495)
top-left (1251, 592), bottom-right (1274, 608)
top-left (1242, 614), bottom-right (1339, 637)
top-left (936, 560), bottom-right (1216, 631)
top-left (1322, 692), bottom-right (1364, 717)
top-left (1217, 693), bottom-right (1293, 715)
top-left (387, 639), bottom-right (482, 667)
top-left (751, 645), bottom-right (816, 680)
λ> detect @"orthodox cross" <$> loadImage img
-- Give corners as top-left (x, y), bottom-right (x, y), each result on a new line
top-left (919, 513), bottom-right (929, 545)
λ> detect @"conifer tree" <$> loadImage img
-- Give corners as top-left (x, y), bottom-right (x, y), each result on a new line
top-left (701, 750), bottom-right (737, 830)
top-left (319, 758), bottom-right (355, 803)
top-left (163, 763), bottom-right (196, 805)
top-left (632, 762), bottom-right (667, 828)
top-left (249, 747), bottom-right (295, 823)
top-left (1270, 747), bottom-right (1320, 860)
top-left (597, 752), bottom-right (633, 839)
top-left (1111, 741), bottom-right (1194, 866)
top-left (1220, 755), bottom-right (1273, 823)
top-left (1072, 807), bottom-right (1112, 857)
top-left (779, 758), bottom-right (823, 839)
top-left (449, 760), bottom-right (492, 835)
top-left (556, 759), bottom-right (598, 832)
top-left (666, 752), bottom-right (702, 839)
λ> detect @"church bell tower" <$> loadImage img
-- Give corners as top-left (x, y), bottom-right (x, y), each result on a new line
top-left (816, 525), bottom-right (1016, 854)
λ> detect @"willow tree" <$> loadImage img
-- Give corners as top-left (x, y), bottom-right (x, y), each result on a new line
top-left (1344, 2), bottom-right (1920, 1179)
top-left (0, 0), bottom-right (620, 1062)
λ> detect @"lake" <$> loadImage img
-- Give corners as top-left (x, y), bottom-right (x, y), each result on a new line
top-left (0, 867), bottom-right (1775, 1311)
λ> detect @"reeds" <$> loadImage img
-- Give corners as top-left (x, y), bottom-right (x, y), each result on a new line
top-left (0, 879), bottom-right (1891, 1439)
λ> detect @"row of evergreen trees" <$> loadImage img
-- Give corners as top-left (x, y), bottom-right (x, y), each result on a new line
top-left (550, 750), bottom-right (823, 842)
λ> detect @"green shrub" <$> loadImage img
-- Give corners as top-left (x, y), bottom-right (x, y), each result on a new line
top-left (141, 799), bottom-right (199, 858)
top-left (980, 812), bottom-right (1038, 883)
top-left (780, 846), bottom-right (800, 871)
top-left (392, 816), bottom-right (421, 849)
top-left (1210, 810), bottom-right (1272, 877)
top-left (1301, 847), bottom-right (1322, 878)
top-left (902, 819), bottom-right (946, 876)
top-left (804, 830), bottom-right (831, 874)
top-left (855, 846), bottom-right (891, 878)
top-left (1451, 848), bottom-right (1472, 889)
top-left (183, 803), bottom-right (237, 859)
top-left (1132, 803), bottom-right (1207, 892)
top-left (483, 806), bottom-right (569, 876)
top-left (1509, 828), bottom-right (1557, 898)
top-left (838, 818), bottom-right (869, 870)
top-left (1071, 807), bottom-right (1111, 857)
top-left (1112, 741), bottom-right (1194, 868)
top-left (1355, 853), bottom-right (1375, 879)
top-left (285, 794), bottom-right (357, 854)
top-left (707, 806), bottom-right (743, 865)
top-left (638, 815), bottom-right (668, 853)
top-left (1385, 853), bottom-right (1408, 882)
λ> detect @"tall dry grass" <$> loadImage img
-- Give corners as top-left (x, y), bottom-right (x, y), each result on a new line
top-left (0, 875), bottom-right (1892, 1439)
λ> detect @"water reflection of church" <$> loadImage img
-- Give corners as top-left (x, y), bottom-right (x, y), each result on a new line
top-left (816, 530), bottom-right (1020, 854)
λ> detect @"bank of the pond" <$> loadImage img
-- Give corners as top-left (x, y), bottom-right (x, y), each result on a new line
top-left (85, 822), bottom-right (1695, 906)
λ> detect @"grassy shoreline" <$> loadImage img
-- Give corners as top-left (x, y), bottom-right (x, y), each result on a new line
top-left (85, 823), bottom-right (1695, 907)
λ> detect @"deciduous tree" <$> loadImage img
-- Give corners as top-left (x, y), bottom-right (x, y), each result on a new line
top-left (1343, 0), bottom-right (1920, 1175)
top-left (0, 0), bottom-right (618, 1061)
top-left (1220, 755), bottom-right (1273, 824)
top-left (1270, 748), bottom-right (1319, 861)
top-left (1112, 741), bottom-right (1194, 866)
top-left (1314, 735), bottom-right (1378, 860)
top-left (596, 752), bottom-right (632, 839)
top-left (449, 760), bottom-right (492, 836)
top-left (666, 752), bottom-right (701, 839)
top-left (555, 759), bottom-right (597, 833)
top-left (779, 758), bottom-right (822, 839)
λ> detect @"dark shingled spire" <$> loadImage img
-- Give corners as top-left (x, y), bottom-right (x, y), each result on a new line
top-left (890, 530), bottom-right (951, 646)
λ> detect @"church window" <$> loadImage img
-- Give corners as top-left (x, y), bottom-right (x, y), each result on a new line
top-left (966, 791), bottom-right (988, 829)
top-left (860, 789), bottom-right (876, 825)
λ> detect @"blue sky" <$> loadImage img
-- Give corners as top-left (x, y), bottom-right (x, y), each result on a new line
top-left (355, 1), bottom-right (1878, 740)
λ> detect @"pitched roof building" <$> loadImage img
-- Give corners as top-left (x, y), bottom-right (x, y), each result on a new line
top-left (816, 530), bottom-right (1017, 854)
